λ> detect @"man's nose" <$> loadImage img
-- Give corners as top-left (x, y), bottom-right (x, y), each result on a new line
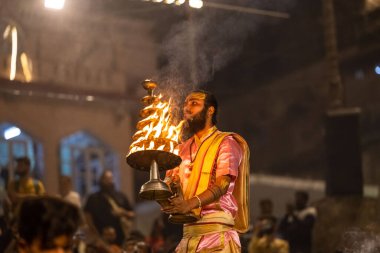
top-left (183, 105), bottom-right (191, 114)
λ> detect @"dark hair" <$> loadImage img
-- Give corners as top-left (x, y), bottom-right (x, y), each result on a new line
top-left (15, 156), bottom-right (31, 166)
top-left (99, 169), bottom-right (113, 181)
top-left (15, 196), bottom-right (82, 248)
top-left (191, 90), bottom-right (218, 125)
top-left (259, 198), bottom-right (273, 206)
top-left (295, 190), bottom-right (309, 202)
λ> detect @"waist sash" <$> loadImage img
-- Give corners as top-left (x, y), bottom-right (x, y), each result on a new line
top-left (184, 211), bottom-right (235, 238)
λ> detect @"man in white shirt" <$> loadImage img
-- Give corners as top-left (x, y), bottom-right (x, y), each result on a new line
top-left (59, 175), bottom-right (81, 207)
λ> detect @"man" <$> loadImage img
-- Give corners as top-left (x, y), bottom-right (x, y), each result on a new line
top-left (59, 175), bottom-right (81, 208)
top-left (84, 170), bottom-right (134, 246)
top-left (163, 90), bottom-right (250, 252)
top-left (257, 199), bottom-right (277, 224)
top-left (278, 191), bottom-right (317, 253)
top-left (248, 218), bottom-right (289, 253)
top-left (13, 196), bottom-right (82, 253)
top-left (7, 157), bottom-right (45, 203)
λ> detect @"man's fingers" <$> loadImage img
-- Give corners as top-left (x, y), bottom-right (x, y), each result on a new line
top-left (162, 207), bottom-right (177, 214)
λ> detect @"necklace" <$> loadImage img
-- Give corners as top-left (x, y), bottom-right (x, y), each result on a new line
top-left (189, 128), bottom-right (218, 166)
top-left (189, 139), bottom-right (196, 163)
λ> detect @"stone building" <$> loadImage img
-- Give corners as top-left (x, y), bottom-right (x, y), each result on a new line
top-left (0, 0), bottom-right (159, 199)
top-left (0, 1), bottom-right (379, 241)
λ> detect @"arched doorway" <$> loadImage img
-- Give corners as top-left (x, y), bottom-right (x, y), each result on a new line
top-left (0, 122), bottom-right (44, 185)
top-left (60, 131), bottom-right (119, 197)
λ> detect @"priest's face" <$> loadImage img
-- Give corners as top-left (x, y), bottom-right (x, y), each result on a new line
top-left (183, 93), bottom-right (208, 135)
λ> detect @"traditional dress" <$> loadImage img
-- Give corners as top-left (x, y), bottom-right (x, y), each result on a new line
top-left (248, 236), bottom-right (289, 253)
top-left (166, 126), bottom-right (250, 252)
top-left (8, 177), bottom-right (45, 195)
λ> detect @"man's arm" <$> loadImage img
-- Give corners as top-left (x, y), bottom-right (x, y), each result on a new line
top-left (162, 175), bottom-right (231, 214)
top-left (112, 193), bottom-right (135, 219)
top-left (163, 135), bottom-right (241, 214)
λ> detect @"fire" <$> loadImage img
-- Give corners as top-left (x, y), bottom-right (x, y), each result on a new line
top-left (129, 93), bottom-right (184, 155)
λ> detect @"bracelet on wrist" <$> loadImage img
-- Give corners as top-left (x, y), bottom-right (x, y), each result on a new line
top-left (194, 195), bottom-right (202, 208)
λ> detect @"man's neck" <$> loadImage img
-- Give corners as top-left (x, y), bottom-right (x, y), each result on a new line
top-left (195, 124), bottom-right (215, 139)
top-left (18, 175), bottom-right (30, 181)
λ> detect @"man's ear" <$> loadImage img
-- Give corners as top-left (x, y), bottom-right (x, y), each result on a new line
top-left (207, 106), bottom-right (215, 117)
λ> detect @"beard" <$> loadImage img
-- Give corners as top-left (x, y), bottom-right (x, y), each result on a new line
top-left (100, 183), bottom-right (115, 194)
top-left (181, 107), bottom-right (207, 140)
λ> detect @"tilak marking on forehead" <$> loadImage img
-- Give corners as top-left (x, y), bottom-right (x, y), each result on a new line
top-left (186, 92), bottom-right (206, 101)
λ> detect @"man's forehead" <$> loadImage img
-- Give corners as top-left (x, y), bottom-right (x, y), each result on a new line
top-left (185, 92), bottom-right (206, 102)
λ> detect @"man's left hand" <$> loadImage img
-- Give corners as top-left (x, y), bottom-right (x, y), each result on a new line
top-left (161, 196), bottom-right (195, 214)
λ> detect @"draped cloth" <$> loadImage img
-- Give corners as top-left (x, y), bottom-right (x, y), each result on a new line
top-left (177, 211), bottom-right (241, 253)
top-left (183, 130), bottom-right (250, 234)
top-left (172, 128), bottom-right (250, 252)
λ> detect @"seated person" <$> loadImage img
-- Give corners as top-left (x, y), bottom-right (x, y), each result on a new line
top-left (249, 218), bottom-right (289, 253)
top-left (13, 196), bottom-right (82, 253)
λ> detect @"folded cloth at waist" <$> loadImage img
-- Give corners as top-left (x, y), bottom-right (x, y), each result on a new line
top-left (176, 211), bottom-right (241, 253)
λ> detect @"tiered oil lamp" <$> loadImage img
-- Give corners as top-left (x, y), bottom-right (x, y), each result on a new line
top-left (126, 80), bottom-right (198, 223)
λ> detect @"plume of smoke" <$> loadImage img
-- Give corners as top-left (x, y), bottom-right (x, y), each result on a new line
top-left (158, 11), bottom-right (257, 90)
top-left (156, 8), bottom-right (260, 120)
top-left (154, 0), bottom-right (294, 120)
top-left (338, 227), bottom-right (380, 253)
top-left (156, 1), bottom-right (293, 89)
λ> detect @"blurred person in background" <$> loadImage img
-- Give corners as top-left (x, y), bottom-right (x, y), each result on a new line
top-left (248, 218), bottom-right (289, 253)
top-left (9, 196), bottom-right (82, 253)
top-left (122, 230), bottom-right (149, 253)
top-left (257, 198), bottom-right (277, 224)
top-left (278, 191), bottom-right (317, 253)
top-left (0, 174), bottom-right (12, 252)
top-left (147, 213), bottom-right (182, 253)
top-left (4, 157), bottom-right (46, 252)
top-left (241, 198), bottom-right (279, 252)
top-left (7, 157), bottom-right (45, 205)
top-left (59, 175), bottom-right (81, 208)
top-left (84, 170), bottom-right (134, 247)
top-left (101, 227), bottom-right (122, 253)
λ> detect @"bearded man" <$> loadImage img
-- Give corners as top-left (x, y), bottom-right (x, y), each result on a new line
top-left (84, 170), bottom-right (135, 246)
top-left (163, 90), bottom-right (250, 253)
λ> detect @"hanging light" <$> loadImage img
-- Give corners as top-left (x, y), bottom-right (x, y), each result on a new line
top-left (4, 127), bottom-right (21, 140)
top-left (10, 27), bottom-right (17, 80)
top-left (189, 0), bottom-right (203, 9)
top-left (44, 0), bottom-right (65, 10)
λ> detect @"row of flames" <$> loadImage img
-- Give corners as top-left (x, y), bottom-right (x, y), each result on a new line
top-left (128, 94), bottom-right (184, 155)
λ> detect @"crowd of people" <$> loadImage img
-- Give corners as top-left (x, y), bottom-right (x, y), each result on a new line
top-left (247, 192), bottom-right (317, 253)
top-left (0, 90), bottom-right (317, 253)
top-left (0, 157), bottom-right (146, 253)
top-left (0, 156), bottom-right (317, 253)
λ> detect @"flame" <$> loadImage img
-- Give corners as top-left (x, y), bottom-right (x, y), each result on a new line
top-left (129, 94), bottom-right (184, 155)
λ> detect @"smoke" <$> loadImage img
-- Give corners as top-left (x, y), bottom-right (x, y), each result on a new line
top-left (154, 0), bottom-right (294, 106)
top-left (338, 227), bottom-right (380, 253)
top-left (158, 9), bottom-right (256, 91)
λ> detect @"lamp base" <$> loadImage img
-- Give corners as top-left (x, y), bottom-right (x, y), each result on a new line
top-left (126, 150), bottom-right (181, 171)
